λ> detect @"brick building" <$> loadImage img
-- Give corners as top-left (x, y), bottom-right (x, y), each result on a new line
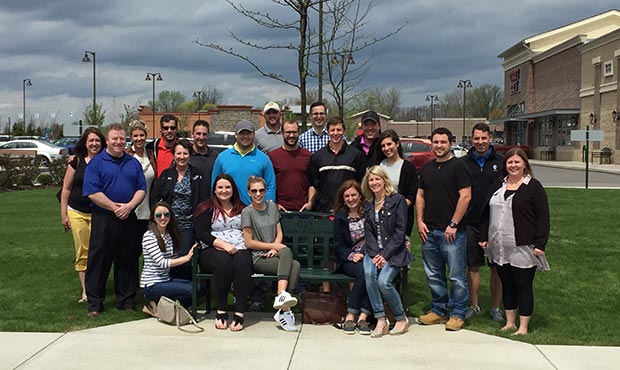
top-left (495, 9), bottom-right (620, 161)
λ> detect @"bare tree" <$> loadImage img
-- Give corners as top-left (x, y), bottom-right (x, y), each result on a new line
top-left (195, 0), bottom-right (320, 125)
top-left (201, 86), bottom-right (225, 105)
top-left (349, 87), bottom-right (401, 118)
top-left (319, 0), bottom-right (407, 118)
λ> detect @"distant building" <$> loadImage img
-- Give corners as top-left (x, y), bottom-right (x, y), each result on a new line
top-left (495, 9), bottom-right (620, 162)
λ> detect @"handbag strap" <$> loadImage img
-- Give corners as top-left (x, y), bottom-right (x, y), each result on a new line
top-left (175, 301), bottom-right (204, 333)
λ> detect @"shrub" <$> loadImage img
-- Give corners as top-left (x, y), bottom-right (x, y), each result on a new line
top-left (36, 173), bottom-right (53, 185)
top-left (19, 158), bottom-right (41, 186)
top-left (0, 156), bottom-right (22, 188)
top-left (48, 158), bottom-right (67, 185)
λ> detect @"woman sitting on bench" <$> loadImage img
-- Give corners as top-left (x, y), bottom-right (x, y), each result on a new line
top-left (195, 174), bottom-right (252, 332)
top-left (242, 176), bottom-right (301, 332)
top-left (333, 180), bottom-right (372, 335)
top-left (362, 166), bottom-right (413, 338)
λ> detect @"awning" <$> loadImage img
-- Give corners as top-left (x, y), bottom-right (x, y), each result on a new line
top-left (490, 109), bottom-right (579, 125)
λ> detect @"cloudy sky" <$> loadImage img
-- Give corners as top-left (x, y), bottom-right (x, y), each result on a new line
top-left (1, 0), bottom-right (618, 129)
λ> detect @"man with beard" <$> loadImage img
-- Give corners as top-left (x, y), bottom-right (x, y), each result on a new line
top-left (211, 120), bottom-right (276, 206)
top-left (146, 114), bottom-right (178, 178)
top-left (268, 119), bottom-right (312, 211)
top-left (416, 127), bottom-right (472, 331)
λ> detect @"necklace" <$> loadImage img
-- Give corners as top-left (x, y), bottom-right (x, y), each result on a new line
top-left (374, 197), bottom-right (385, 205)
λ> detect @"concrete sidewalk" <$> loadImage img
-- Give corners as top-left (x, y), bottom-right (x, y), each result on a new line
top-left (3, 313), bottom-right (619, 370)
top-left (530, 159), bottom-right (620, 175)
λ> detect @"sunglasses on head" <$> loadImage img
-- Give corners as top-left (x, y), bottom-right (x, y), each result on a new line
top-left (154, 212), bottom-right (171, 219)
top-left (249, 188), bottom-right (266, 194)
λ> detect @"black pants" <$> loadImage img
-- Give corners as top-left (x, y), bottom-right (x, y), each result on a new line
top-left (199, 248), bottom-right (253, 313)
top-left (496, 264), bottom-right (536, 316)
top-left (86, 210), bottom-right (140, 312)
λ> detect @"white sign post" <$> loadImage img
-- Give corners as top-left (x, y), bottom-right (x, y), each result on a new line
top-left (571, 127), bottom-right (604, 189)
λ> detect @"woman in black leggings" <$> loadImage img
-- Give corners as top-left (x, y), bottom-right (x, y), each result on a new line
top-left (195, 174), bottom-right (252, 332)
top-left (479, 148), bottom-right (550, 335)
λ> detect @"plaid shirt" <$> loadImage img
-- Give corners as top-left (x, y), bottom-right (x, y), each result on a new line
top-left (298, 127), bottom-right (329, 153)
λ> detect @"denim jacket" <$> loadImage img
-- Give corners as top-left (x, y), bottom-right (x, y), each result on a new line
top-left (364, 193), bottom-right (413, 267)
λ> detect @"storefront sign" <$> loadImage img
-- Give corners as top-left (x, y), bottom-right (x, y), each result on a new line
top-left (509, 68), bottom-right (521, 94)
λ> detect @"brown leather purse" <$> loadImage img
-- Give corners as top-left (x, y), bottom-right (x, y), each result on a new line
top-left (301, 291), bottom-right (346, 324)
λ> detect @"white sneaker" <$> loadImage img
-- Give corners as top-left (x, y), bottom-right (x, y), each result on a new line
top-left (273, 291), bottom-right (298, 310)
top-left (274, 309), bottom-right (297, 332)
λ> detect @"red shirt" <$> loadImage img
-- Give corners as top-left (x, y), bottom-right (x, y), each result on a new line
top-left (268, 146), bottom-right (311, 211)
top-left (155, 138), bottom-right (174, 178)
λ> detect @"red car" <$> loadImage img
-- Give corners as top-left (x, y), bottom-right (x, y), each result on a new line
top-left (401, 138), bottom-right (435, 172)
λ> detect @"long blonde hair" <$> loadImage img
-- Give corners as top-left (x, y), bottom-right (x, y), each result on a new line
top-left (361, 165), bottom-right (397, 200)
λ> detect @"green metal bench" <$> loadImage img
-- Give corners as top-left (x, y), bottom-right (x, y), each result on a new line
top-left (191, 211), bottom-right (408, 317)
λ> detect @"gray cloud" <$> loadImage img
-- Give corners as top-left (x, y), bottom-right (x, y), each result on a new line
top-left (1, 0), bottom-right (618, 130)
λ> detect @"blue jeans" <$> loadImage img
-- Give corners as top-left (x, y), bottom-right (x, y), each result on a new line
top-left (142, 278), bottom-right (193, 308)
top-left (363, 255), bottom-right (406, 321)
top-left (341, 261), bottom-right (371, 315)
top-left (421, 229), bottom-right (469, 319)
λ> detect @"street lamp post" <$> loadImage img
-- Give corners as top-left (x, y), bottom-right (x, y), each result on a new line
top-left (23, 79), bottom-right (32, 132)
top-left (193, 91), bottom-right (204, 120)
top-left (82, 51), bottom-right (96, 109)
top-left (426, 95), bottom-right (439, 135)
top-left (457, 79), bottom-right (472, 144)
top-left (145, 73), bottom-right (163, 135)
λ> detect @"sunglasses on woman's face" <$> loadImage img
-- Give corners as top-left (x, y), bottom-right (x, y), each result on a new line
top-left (154, 212), bottom-right (171, 219)
top-left (249, 188), bottom-right (266, 194)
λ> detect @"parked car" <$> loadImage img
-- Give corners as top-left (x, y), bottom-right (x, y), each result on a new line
top-left (401, 137), bottom-right (435, 172)
top-left (0, 139), bottom-right (68, 167)
top-left (451, 145), bottom-right (468, 158)
top-left (207, 131), bottom-right (236, 150)
top-left (52, 137), bottom-right (79, 155)
top-left (493, 143), bottom-right (530, 157)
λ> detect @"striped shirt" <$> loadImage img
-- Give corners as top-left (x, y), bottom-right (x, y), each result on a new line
top-left (140, 230), bottom-right (174, 288)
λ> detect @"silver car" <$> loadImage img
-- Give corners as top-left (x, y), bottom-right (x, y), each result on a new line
top-left (0, 139), bottom-right (69, 167)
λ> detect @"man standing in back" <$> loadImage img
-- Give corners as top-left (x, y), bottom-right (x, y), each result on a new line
top-left (189, 119), bottom-right (220, 197)
top-left (83, 123), bottom-right (146, 317)
top-left (268, 119), bottom-right (312, 211)
top-left (298, 101), bottom-right (329, 153)
top-left (308, 117), bottom-right (365, 213)
top-left (462, 123), bottom-right (504, 323)
top-left (146, 114), bottom-right (178, 178)
top-left (416, 127), bottom-right (472, 331)
top-left (350, 110), bottom-right (384, 167)
top-left (255, 101), bottom-right (284, 153)
top-left (211, 120), bottom-right (276, 205)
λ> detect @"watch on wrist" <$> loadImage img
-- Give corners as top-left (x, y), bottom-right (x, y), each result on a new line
top-left (449, 221), bottom-right (458, 228)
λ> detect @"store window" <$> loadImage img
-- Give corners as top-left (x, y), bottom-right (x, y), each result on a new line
top-left (556, 115), bottom-right (577, 146)
top-left (537, 117), bottom-right (553, 146)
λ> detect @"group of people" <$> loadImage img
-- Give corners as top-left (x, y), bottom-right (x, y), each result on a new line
top-left (59, 101), bottom-right (550, 336)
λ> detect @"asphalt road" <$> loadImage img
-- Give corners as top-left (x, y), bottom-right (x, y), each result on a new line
top-left (532, 165), bottom-right (620, 188)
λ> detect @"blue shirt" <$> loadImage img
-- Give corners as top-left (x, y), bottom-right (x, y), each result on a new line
top-left (83, 150), bottom-right (147, 211)
top-left (298, 127), bottom-right (329, 153)
top-left (211, 145), bottom-right (276, 205)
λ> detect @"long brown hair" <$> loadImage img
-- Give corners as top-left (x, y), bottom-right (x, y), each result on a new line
top-left (147, 201), bottom-right (181, 253)
top-left (194, 174), bottom-right (244, 222)
top-left (333, 180), bottom-right (365, 215)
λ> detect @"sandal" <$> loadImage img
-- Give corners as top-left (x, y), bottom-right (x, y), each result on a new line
top-left (230, 314), bottom-right (244, 332)
top-left (215, 312), bottom-right (229, 330)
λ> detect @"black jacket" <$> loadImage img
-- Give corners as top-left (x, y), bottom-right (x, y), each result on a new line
top-left (350, 135), bottom-right (385, 168)
top-left (394, 159), bottom-right (418, 235)
top-left (333, 211), bottom-right (366, 271)
top-left (462, 146), bottom-right (503, 226)
top-left (150, 164), bottom-right (208, 213)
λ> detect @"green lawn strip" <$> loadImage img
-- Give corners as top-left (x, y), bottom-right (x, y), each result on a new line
top-left (1, 187), bottom-right (619, 346)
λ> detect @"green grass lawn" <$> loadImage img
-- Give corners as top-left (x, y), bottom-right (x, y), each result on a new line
top-left (1, 187), bottom-right (619, 345)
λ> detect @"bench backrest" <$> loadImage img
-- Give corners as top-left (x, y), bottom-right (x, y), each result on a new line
top-left (280, 211), bottom-right (335, 272)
